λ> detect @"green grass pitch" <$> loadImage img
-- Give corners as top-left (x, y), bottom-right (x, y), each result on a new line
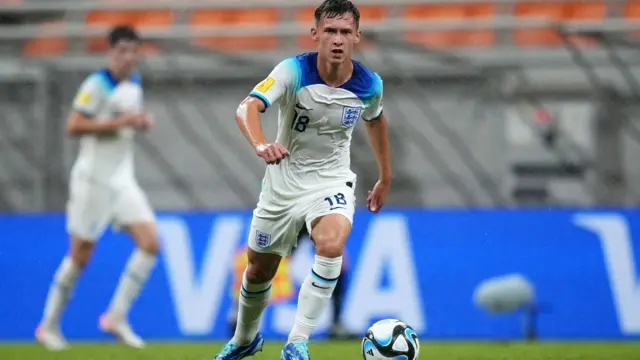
top-left (1, 341), bottom-right (640, 360)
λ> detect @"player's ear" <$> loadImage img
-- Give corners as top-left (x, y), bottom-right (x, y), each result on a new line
top-left (311, 26), bottom-right (319, 42)
top-left (354, 29), bottom-right (361, 44)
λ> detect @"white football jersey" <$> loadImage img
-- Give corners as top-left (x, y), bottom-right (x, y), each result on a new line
top-left (70, 69), bottom-right (143, 185)
top-left (250, 52), bottom-right (383, 201)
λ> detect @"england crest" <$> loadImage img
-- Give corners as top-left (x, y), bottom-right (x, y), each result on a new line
top-left (255, 230), bottom-right (272, 248)
top-left (341, 106), bottom-right (361, 128)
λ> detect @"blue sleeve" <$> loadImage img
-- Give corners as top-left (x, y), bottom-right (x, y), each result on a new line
top-left (363, 73), bottom-right (383, 121)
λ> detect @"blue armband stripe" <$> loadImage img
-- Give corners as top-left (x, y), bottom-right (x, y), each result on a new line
top-left (249, 92), bottom-right (271, 109)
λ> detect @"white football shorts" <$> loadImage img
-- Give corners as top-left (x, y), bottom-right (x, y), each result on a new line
top-left (66, 176), bottom-right (155, 241)
top-left (248, 181), bottom-right (356, 257)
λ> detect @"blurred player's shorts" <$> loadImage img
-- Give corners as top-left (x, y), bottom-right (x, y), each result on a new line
top-left (66, 177), bottom-right (155, 240)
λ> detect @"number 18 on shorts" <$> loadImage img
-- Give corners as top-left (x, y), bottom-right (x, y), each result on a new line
top-left (248, 183), bottom-right (356, 257)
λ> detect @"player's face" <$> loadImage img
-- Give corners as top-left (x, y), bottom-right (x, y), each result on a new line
top-left (312, 13), bottom-right (361, 65)
top-left (108, 40), bottom-right (140, 77)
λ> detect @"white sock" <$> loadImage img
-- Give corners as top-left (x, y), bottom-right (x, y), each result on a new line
top-left (42, 257), bottom-right (81, 329)
top-left (288, 255), bottom-right (342, 343)
top-left (107, 249), bottom-right (157, 321)
top-left (232, 271), bottom-right (272, 345)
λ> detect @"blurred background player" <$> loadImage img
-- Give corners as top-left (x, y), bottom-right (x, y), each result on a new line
top-left (214, 0), bottom-right (391, 359)
top-left (35, 26), bottom-right (158, 351)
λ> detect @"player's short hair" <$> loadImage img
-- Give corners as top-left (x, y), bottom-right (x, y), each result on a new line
top-left (108, 25), bottom-right (140, 47)
top-left (314, 0), bottom-right (360, 29)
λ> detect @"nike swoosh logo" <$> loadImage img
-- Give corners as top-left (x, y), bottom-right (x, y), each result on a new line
top-left (329, 206), bottom-right (346, 211)
top-left (311, 282), bottom-right (330, 289)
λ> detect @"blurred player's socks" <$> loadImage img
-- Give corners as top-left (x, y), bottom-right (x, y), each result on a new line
top-left (288, 255), bottom-right (343, 343)
top-left (107, 249), bottom-right (157, 320)
top-left (232, 271), bottom-right (272, 345)
top-left (42, 257), bottom-right (81, 328)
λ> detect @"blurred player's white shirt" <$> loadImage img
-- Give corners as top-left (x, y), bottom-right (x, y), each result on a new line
top-left (250, 52), bottom-right (383, 202)
top-left (70, 69), bottom-right (142, 185)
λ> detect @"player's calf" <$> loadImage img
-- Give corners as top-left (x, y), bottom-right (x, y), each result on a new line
top-left (37, 237), bottom-right (94, 350)
top-left (232, 250), bottom-right (281, 345)
top-left (109, 222), bottom-right (159, 316)
top-left (101, 222), bottom-right (158, 347)
top-left (288, 214), bottom-right (350, 344)
top-left (40, 238), bottom-right (93, 329)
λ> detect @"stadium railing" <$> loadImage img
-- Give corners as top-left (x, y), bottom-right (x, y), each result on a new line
top-left (1, 0), bottom-right (640, 58)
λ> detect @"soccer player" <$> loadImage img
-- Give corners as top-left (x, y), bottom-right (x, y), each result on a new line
top-left (214, 0), bottom-right (391, 359)
top-left (35, 26), bottom-right (158, 351)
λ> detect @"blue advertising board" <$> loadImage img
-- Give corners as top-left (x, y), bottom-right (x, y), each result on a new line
top-left (0, 208), bottom-right (639, 341)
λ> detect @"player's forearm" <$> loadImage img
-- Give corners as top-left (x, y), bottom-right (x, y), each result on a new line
top-left (236, 99), bottom-right (268, 148)
top-left (365, 116), bottom-right (392, 184)
top-left (66, 119), bottom-right (121, 135)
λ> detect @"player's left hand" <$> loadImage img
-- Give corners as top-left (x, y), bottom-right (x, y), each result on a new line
top-left (138, 113), bottom-right (155, 130)
top-left (367, 180), bottom-right (389, 213)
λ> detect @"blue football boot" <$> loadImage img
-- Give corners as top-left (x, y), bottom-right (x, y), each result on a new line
top-left (280, 340), bottom-right (311, 360)
top-left (214, 333), bottom-right (264, 360)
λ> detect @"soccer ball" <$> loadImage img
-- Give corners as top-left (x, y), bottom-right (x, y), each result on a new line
top-left (361, 319), bottom-right (420, 360)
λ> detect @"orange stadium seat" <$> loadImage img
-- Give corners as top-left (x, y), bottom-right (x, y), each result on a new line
top-left (566, 2), bottom-right (607, 46)
top-left (404, 3), bottom-right (496, 48)
top-left (294, 6), bottom-right (387, 50)
top-left (624, 1), bottom-right (640, 38)
top-left (190, 9), bottom-right (280, 52)
top-left (294, 7), bottom-right (317, 50)
top-left (86, 10), bottom-right (174, 54)
top-left (626, 1), bottom-right (640, 17)
top-left (86, 10), bottom-right (135, 53)
top-left (133, 11), bottom-right (175, 55)
top-left (22, 21), bottom-right (68, 57)
top-left (514, 2), bottom-right (607, 47)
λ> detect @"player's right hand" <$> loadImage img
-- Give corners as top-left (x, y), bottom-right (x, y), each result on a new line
top-left (138, 113), bottom-right (155, 130)
top-left (255, 143), bottom-right (289, 164)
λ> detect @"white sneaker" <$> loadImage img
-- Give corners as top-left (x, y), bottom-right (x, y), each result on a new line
top-left (99, 313), bottom-right (146, 349)
top-left (35, 324), bottom-right (70, 351)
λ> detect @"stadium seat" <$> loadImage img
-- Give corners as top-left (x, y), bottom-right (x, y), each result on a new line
top-left (514, 2), bottom-right (607, 47)
top-left (22, 21), bottom-right (68, 57)
top-left (404, 3), bottom-right (496, 48)
top-left (85, 10), bottom-right (174, 54)
top-left (294, 6), bottom-right (387, 50)
top-left (566, 2), bottom-right (607, 46)
top-left (190, 9), bottom-right (280, 52)
top-left (625, 1), bottom-right (640, 39)
top-left (626, 1), bottom-right (640, 17)
top-left (86, 10), bottom-right (135, 52)
top-left (133, 11), bottom-right (175, 55)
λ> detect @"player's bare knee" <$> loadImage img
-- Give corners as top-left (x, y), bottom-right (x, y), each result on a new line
top-left (246, 250), bottom-right (281, 284)
top-left (69, 238), bottom-right (94, 269)
top-left (127, 222), bottom-right (160, 255)
top-left (245, 266), bottom-right (272, 284)
top-left (313, 232), bottom-right (345, 258)
top-left (245, 262), bottom-right (279, 284)
top-left (137, 236), bottom-right (160, 255)
top-left (315, 241), bottom-right (344, 258)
